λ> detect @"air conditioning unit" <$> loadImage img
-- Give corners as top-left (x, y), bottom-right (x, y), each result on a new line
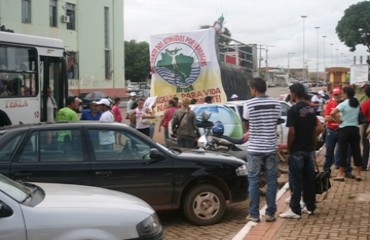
top-left (61, 15), bottom-right (70, 23)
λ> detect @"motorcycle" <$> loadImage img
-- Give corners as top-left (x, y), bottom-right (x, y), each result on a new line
top-left (196, 112), bottom-right (247, 161)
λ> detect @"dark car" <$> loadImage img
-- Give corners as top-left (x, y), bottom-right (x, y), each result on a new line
top-left (79, 91), bottom-right (107, 109)
top-left (0, 122), bottom-right (248, 226)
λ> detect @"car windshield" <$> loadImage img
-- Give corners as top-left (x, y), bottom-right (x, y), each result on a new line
top-left (0, 174), bottom-right (28, 202)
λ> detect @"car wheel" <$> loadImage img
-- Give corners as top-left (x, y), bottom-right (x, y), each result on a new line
top-left (183, 184), bottom-right (226, 225)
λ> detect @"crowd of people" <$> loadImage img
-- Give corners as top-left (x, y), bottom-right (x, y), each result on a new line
top-left (239, 78), bottom-right (370, 222)
top-left (2, 79), bottom-right (370, 223)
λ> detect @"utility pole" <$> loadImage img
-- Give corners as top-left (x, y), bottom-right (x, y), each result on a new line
top-left (258, 44), bottom-right (265, 76)
top-left (301, 15), bottom-right (307, 80)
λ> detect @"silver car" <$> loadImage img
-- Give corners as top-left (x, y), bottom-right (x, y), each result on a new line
top-left (0, 174), bottom-right (163, 240)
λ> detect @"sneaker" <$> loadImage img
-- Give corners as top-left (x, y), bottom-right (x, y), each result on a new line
top-left (301, 207), bottom-right (313, 215)
top-left (285, 196), bottom-right (291, 204)
top-left (265, 215), bottom-right (276, 222)
top-left (279, 209), bottom-right (301, 219)
top-left (246, 214), bottom-right (260, 222)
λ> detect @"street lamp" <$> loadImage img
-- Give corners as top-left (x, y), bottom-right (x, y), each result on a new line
top-left (301, 15), bottom-right (307, 80)
top-left (336, 48), bottom-right (339, 66)
top-left (258, 44), bottom-right (265, 76)
top-left (265, 45), bottom-right (275, 68)
top-left (287, 52), bottom-right (295, 77)
top-left (330, 43), bottom-right (334, 67)
top-left (322, 36), bottom-right (327, 69)
top-left (315, 27), bottom-right (320, 82)
top-left (287, 52), bottom-right (295, 69)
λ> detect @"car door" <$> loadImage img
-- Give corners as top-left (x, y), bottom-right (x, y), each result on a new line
top-left (0, 193), bottom-right (26, 240)
top-left (87, 126), bottom-right (174, 209)
top-left (9, 127), bottom-right (92, 186)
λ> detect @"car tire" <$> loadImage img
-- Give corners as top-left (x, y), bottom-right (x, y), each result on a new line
top-left (183, 184), bottom-right (226, 226)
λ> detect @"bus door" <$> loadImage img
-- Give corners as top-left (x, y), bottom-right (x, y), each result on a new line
top-left (39, 56), bottom-right (67, 122)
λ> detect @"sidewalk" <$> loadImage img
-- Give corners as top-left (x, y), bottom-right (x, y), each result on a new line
top-left (243, 150), bottom-right (370, 240)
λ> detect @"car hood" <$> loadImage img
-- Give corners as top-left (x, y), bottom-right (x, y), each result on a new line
top-left (32, 182), bottom-right (153, 213)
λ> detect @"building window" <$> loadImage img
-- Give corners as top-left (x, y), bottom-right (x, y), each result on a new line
top-left (67, 52), bottom-right (78, 79)
top-left (104, 7), bottom-right (109, 48)
top-left (66, 3), bottom-right (76, 30)
top-left (105, 50), bottom-right (111, 79)
top-left (104, 7), bottom-right (111, 80)
top-left (22, 0), bottom-right (31, 23)
top-left (49, 0), bottom-right (57, 27)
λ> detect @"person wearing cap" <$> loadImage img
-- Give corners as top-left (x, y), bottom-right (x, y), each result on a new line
top-left (360, 85), bottom-right (370, 171)
top-left (311, 91), bottom-right (326, 116)
top-left (212, 15), bottom-right (224, 35)
top-left (323, 88), bottom-right (354, 178)
top-left (96, 98), bottom-right (115, 150)
top-left (126, 92), bottom-right (138, 126)
top-left (230, 94), bottom-right (238, 101)
top-left (80, 101), bottom-right (102, 121)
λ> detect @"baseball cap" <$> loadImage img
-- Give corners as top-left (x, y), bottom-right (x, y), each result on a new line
top-left (95, 98), bottom-right (111, 107)
top-left (318, 90), bottom-right (326, 97)
top-left (231, 94), bottom-right (238, 99)
top-left (332, 88), bottom-right (342, 95)
top-left (129, 92), bottom-right (137, 96)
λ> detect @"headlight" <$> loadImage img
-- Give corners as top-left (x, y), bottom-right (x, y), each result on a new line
top-left (235, 164), bottom-right (247, 176)
top-left (137, 213), bottom-right (163, 237)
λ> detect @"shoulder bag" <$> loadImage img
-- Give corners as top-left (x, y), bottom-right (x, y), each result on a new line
top-left (172, 112), bottom-right (186, 137)
top-left (314, 154), bottom-right (331, 195)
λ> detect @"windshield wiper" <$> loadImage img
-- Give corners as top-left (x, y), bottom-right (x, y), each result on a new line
top-left (21, 184), bottom-right (37, 203)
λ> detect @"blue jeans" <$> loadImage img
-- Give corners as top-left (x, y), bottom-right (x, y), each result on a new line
top-left (288, 151), bottom-right (316, 215)
top-left (323, 128), bottom-right (352, 174)
top-left (247, 151), bottom-right (278, 218)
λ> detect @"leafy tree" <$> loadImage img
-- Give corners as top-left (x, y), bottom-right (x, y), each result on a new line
top-left (124, 40), bottom-right (150, 82)
top-left (336, 1), bottom-right (370, 63)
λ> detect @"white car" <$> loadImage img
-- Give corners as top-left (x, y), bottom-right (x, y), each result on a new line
top-left (225, 100), bottom-right (291, 145)
top-left (0, 174), bottom-right (163, 240)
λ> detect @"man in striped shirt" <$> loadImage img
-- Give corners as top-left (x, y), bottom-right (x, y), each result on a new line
top-left (243, 77), bottom-right (281, 222)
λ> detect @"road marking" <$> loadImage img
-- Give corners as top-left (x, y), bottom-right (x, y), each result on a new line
top-left (232, 182), bottom-right (290, 240)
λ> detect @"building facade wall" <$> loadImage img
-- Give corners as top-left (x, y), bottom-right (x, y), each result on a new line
top-left (0, 0), bottom-right (125, 97)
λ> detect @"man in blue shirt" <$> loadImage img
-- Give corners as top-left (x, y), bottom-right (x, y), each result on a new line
top-left (80, 101), bottom-right (102, 120)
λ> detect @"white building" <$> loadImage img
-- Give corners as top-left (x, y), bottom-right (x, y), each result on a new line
top-left (0, 0), bottom-right (125, 97)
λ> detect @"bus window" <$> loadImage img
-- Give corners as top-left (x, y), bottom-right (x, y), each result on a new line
top-left (0, 46), bottom-right (37, 97)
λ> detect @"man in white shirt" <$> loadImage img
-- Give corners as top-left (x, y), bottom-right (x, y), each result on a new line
top-left (96, 98), bottom-right (115, 150)
top-left (311, 91), bottom-right (326, 116)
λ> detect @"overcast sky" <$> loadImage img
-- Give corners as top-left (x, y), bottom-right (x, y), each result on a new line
top-left (124, 0), bottom-right (369, 72)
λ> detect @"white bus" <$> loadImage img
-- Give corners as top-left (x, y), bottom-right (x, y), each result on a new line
top-left (0, 31), bottom-right (68, 124)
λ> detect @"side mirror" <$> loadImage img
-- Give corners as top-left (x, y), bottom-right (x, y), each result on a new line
top-left (0, 202), bottom-right (13, 218)
top-left (149, 148), bottom-right (165, 161)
